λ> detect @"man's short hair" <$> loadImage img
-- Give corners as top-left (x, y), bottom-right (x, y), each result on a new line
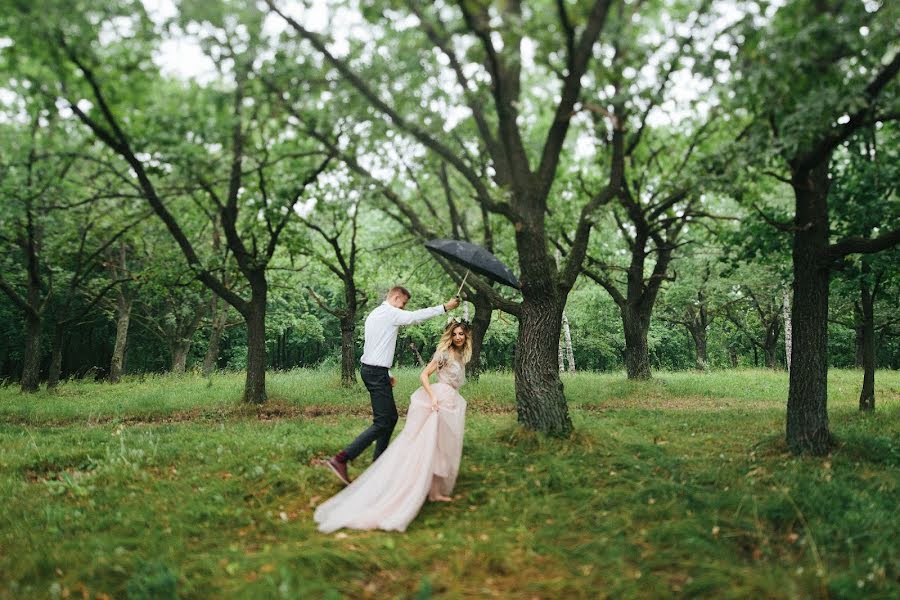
top-left (387, 285), bottom-right (411, 300)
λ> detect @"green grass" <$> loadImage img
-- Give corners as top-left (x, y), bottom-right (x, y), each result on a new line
top-left (0, 369), bottom-right (897, 599)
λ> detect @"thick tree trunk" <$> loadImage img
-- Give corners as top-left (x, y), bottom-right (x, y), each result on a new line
top-left (729, 347), bottom-right (738, 368)
top-left (242, 279), bottom-right (268, 404)
top-left (109, 292), bottom-right (132, 384)
top-left (47, 325), bottom-right (66, 389)
top-left (170, 309), bottom-right (203, 374)
top-left (21, 312), bottom-right (41, 392)
top-left (171, 341), bottom-right (190, 374)
top-left (468, 293), bottom-right (492, 380)
top-left (339, 317), bottom-right (357, 387)
top-left (858, 276), bottom-right (876, 412)
top-left (688, 324), bottom-right (708, 371)
top-left (515, 293), bottom-right (572, 436)
top-left (786, 165), bottom-right (832, 455)
top-left (622, 304), bottom-right (651, 380)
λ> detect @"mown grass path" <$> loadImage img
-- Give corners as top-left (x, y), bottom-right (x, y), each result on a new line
top-left (1, 369), bottom-right (897, 599)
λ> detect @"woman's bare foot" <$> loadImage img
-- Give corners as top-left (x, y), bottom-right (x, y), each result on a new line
top-left (429, 494), bottom-right (453, 502)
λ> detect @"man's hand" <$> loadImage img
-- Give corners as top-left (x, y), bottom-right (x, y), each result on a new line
top-left (389, 376), bottom-right (397, 387)
top-left (444, 296), bottom-right (461, 311)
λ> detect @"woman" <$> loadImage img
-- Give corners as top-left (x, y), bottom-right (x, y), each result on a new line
top-left (314, 319), bottom-right (471, 533)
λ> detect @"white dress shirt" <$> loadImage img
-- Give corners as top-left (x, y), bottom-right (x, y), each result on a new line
top-left (360, 302), bottom-right (446, 367)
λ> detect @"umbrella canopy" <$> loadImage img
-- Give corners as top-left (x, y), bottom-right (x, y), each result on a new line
top-left (424, 239), bottom-right (520, 290)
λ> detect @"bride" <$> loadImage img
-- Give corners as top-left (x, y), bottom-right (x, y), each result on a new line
top-left (314, 319), bottom-right (471, 533)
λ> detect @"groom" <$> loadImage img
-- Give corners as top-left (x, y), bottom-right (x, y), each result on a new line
top-left (323, 285), bottom-right (460, 484)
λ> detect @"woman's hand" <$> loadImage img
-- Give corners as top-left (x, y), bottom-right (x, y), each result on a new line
top-left (430, 394), bottom-right (439, 412)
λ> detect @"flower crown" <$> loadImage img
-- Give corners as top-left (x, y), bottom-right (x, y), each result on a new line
top-left (445, 316), bottom-right (471, 328)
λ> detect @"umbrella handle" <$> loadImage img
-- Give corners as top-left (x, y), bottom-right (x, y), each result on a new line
top-left (455, 270), bottom-right (470, 298)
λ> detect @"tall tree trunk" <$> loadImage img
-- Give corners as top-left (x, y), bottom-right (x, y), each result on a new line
top-left (203, 295), bottom-right (228, 376)
top-left (171, 341), bottom-right (190, 374)
top-left (109, 292), bottom-right (132, 384)
top-left (783, 288), bottom-right (792, 373)
top-left (622, 304), bottom-right (651, 380)
top-left (729, 347), bottom-right (738, 368)
top-left (764, 319), bottom-right (781, 369)
top-left (515, 292), bottom-right (572, 436)
top-left (688, 324), bottom-right (708, 371)
top-left (408, 342), bottom-right (425, 366)
top-left (21, 312), bottom-right (41, 392)
top-left (339, 316), bottom-right (357, 387)
top-left (468, 292), bottom-right (492, 380)
top-left (558, 334), bottom-right (565, 372)
top-left (858, 273), bottom-right (876, 411)
top-left (786, 165), bottom-right (832, 455)
top-left (47, 324), bottom-right (66, 389)
top-left (242, 277), bottom-right (268, 404)
top-left (562, 312), bottom-right (575, 373)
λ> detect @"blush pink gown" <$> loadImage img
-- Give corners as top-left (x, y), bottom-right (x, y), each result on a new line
top-left (314, 353), bottom-right (467, 533)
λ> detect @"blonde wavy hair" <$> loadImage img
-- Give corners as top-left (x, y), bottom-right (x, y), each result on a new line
top-left (435, 320), bottom-right (472, 364)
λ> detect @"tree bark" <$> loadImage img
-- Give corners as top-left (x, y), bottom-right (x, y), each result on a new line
top-left (558, 334), bottom-right (565, 372)
top-left (171, 341), bottom-right (190, 374)
top-left (515, 293), bottom-right (572, 436)
top-left (622, 304), bottom-right (652, 380)
top-left (763, 318), bottom-right (782, 370)
top-left (783, 288), bottom-right (792, 373)
top-left (858, 272), bottom-right (876, 411)
top-left (562, 311), bottom-right (575, 373)
top-left (109, 290), bottom-right (132, 384)
top-left (203, 294), bottom-right (228, 376)
top-left (242, 277), bottom-right (268, 404)
top-left (21, 312), bottom-right (42, 392)
top-left (688, 324), bottom-right (708, 371)
top-left (408, 342), bottom-right (425, 367)
top-left (168, 308), bottom-right (204, 374)
top-left (786, 165), bottom-right (832, 454)
top-left (47, 325), bottom-right (66, 389)
top-left (339, 317), bottom-right (357, 387)
top-left (467, 292), bottom-right (493, 380)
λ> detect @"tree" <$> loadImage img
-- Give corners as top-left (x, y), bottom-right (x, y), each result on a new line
top-left (828, 124), bottom-right (900, 411)
top-left (5, 0), bottom-right (333, 402)
top-left (724, 263), bottom-right (787, 370)
top-left (658, 249), bottom-right (738, 371)
top-left (296, 178), bottom-right (368, 386)
top-left (728, 0), bottom-right (900, 453)
top-left (0, 109), bottom-right (75, 391)
top-left (267, 0), bottom-right (632, 436)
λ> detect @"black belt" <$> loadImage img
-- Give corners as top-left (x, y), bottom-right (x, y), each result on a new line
top-left (361, 363), bottom-right (389, 370)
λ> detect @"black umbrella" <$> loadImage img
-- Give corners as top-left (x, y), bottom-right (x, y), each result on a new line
top-left (424, 239), bottom-right (520, 291)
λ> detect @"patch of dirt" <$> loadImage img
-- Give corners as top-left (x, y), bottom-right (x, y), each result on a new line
top-left (4, 399), bottom-right (517, 428)
top-left (577, 395), bottom-right (764, 411)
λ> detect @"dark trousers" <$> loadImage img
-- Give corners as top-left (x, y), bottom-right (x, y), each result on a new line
top-left (343, 364), bottom-right (398, 461)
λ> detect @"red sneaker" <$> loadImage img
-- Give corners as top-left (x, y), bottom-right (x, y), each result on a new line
top-left (323, 456), bottom-right (351, 485)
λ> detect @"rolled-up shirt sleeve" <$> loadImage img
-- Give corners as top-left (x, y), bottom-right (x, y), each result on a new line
top-left (385, 304), bottom-right (445, 326)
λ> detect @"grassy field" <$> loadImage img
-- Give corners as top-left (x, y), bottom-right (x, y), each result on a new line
top-left (0, 368), bottom-right (897, 599)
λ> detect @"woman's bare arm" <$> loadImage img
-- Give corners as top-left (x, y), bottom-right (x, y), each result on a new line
top-left (420, 359), bottom-right (440, 410)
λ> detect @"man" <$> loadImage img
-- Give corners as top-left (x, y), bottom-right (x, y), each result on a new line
top-left (323, 285), bottom-right (460, 484)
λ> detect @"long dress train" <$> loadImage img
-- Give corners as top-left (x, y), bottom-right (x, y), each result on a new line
top-left (314, 353), bottom-right (467, 533)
